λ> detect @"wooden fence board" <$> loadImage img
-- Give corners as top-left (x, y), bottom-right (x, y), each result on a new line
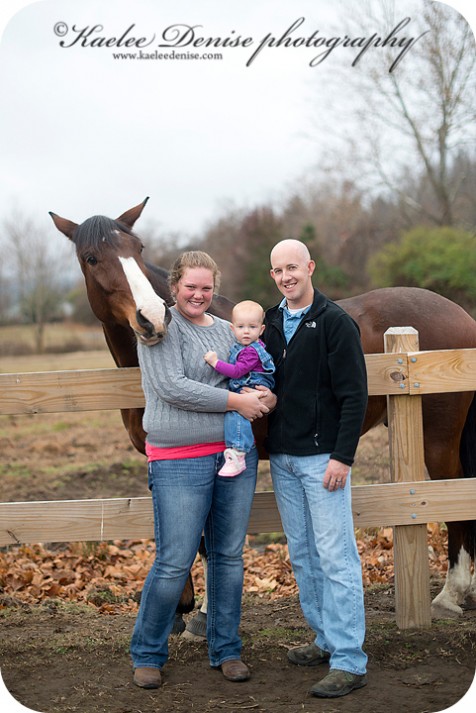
top-left (408, 348), bottom-right (476, 395)
top-left (0, 368), bottom-right (144, 415)
top-left (352, 479), bottom-right (476, 527)
top-left (0, 349), bottom-right (473, 416)
top-left (385, 327), bottom-right (431, 628)
top-left (1, 479), bottom-right (475, 546)
top-left (0, 354), bottom-right (408, 416)
top-left (365, 353), bottom-right (409, 395)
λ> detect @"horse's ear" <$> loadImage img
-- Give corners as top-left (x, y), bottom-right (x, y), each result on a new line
top-left (116, 197), bottom-right (150, 228)
top-left (49, 212), bottom-right (78, 240)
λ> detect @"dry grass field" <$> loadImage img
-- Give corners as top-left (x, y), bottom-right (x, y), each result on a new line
top-left (0, 323), bottom-right (107, 360)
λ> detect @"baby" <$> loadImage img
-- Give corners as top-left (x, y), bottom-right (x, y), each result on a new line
top-left (204, 300), bottom-right (275, 476)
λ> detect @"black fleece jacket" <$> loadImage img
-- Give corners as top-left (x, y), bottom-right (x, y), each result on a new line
top-left (263, 288), bottom-right (368, 465)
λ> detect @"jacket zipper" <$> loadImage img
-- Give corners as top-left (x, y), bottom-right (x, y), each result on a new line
top-left (280, 338), bottom-right (286, 450)
top-left (273, 313), bottom-right (319, 451)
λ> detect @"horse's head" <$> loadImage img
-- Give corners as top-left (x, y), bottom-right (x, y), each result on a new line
top-left (49, 198), bottom-right (171, 346)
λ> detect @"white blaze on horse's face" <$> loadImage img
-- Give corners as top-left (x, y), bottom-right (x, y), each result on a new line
top-left (118, 256), bottom-right (167, 345)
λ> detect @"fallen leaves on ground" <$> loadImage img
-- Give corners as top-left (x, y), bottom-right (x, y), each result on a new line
top-left (0, 524), bottom-right (447, 614)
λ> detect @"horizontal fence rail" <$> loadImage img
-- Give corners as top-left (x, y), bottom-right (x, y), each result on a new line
top-left (0, 353), bottom-right (412, 415)
top-left (0, 348), bottom-right (475, 416)
top-left (1, 479), bottom-right (475, 547)
top-left (406, 348), bottom-right (476, 394)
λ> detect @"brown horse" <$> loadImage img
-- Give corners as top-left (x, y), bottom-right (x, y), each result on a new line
top-left (49, 198), bottom-right (233, 633)
top-left (50, 199), bottom-right (476, 628)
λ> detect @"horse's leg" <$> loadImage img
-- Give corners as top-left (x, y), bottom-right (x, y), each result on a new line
top-left (361, 396), bottom-right (387, 435)
top-left (467, 571), bottom-right (476, 609)
top-left (198, 538), bottom-right (209, 618)
top-left (172, 573), bottom-right (196, 634)
top-left (432, 521), bottom-right (473, 618)
top-left (459, 394), bottom-right (476, 609)
top-left (119, 408), bottom-right (147, 455)
top-left (182, 538), bottom-right (208, 641)
top-left (424, 394), bottom-right (474, 618)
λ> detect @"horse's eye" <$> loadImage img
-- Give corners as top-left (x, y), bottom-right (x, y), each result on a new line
top-left (140, 243), bottom-right (145, 253)
top-left (86, 255), bottom-right (97, 266)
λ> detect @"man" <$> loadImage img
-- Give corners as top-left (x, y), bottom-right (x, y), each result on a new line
top-left (264, 239), bottom-right (368, 698)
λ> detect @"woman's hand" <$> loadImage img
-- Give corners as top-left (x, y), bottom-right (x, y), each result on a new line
top-left (227, 391), bottom-right (269, 421)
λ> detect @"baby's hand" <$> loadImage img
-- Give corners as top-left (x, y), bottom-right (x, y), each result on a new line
top-left (204, 351), bottom-right (218, 367)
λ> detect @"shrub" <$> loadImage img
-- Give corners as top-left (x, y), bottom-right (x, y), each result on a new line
top-left (369, 226), bottom-right (476, 313)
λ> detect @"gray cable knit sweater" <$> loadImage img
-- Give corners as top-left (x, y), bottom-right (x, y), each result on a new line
top-left (137, 308), bottom-right (234, 447)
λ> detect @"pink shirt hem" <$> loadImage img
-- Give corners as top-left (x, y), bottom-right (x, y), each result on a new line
top-left (146, 441), bottom-right (226, 462)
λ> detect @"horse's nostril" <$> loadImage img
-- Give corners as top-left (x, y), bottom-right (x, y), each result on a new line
top-left (136, 310), bottom-right (168, 340)
top-left (136, 310), bottom-right (153, 332)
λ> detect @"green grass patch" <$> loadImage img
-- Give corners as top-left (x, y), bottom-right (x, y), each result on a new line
top-left (254, 627), bottom-right (294, 641)
top-left (51, 421), bottom-right (74, 432)
top-left (0, 463), bottom-right (32, 479)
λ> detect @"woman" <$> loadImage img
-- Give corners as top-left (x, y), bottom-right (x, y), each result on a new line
top-left (130, 251), bottom-right (274, 688)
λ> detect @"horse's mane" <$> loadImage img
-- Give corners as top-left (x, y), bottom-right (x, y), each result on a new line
top-left (146, 262), bottom-right (170, 280)
top-left (73, 215), bottom-right (136, 252)
top-left (145, 262), bottom-right (175, 306)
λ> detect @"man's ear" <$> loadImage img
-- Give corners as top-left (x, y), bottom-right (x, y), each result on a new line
top-left (308, 260), bottom-right (316, 276)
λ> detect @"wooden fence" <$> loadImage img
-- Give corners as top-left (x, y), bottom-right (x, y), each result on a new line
top-left (1, 327), bottom-right (476, 629)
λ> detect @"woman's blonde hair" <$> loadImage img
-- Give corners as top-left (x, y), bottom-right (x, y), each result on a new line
top-left (168, 251), bottom-right (221, 294)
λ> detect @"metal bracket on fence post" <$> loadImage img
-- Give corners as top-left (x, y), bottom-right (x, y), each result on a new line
top-left (384, 327), bottom-right (431, 629)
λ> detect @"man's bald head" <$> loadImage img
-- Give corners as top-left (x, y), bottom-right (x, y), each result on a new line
top-left (270, 239), bottom-right (311, 267)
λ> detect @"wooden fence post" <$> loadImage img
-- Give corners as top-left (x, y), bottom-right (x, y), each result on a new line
top-left (384, 327), bottom-right (432, 628)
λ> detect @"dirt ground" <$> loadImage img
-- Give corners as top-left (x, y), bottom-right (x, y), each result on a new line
top-left (0, 587), bottom-right (475, 713)
top-left (1, 354), bottom-right (475, 712)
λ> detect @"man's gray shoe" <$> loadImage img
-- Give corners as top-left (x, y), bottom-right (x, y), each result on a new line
top-left (310, 669), bottom-right (367, 698)
top-left (287, 642), bottom-right (330, 667)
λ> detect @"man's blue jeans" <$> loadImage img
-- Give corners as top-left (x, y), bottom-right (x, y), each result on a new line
top-left (270, 452), bottom-right (367, 675)
top-left (130, 448), bottom-right (257, 669)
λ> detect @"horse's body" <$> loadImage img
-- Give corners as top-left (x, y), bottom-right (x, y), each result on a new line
top-left (50, 200), bottom-right (476, 622)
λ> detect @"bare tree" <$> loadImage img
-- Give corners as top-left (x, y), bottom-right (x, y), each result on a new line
top-left (3, 211), bottom-right (71, 352)
top-left (0, 256), bottom-right (12, 324)
top-left (316, 0), bottom-right (476, 226)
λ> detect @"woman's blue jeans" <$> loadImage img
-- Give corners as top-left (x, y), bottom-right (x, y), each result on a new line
top-left (130, 448), bottom-right (257, 669)
top-left (270, 452), bottom-right (367, 675)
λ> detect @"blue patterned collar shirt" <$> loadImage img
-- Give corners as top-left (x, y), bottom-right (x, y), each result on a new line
top-left (278, 298), bottom-right (311, 343)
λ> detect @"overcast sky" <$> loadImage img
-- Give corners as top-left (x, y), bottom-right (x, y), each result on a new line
top-left (0, 0), bottom-right (473, 244)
